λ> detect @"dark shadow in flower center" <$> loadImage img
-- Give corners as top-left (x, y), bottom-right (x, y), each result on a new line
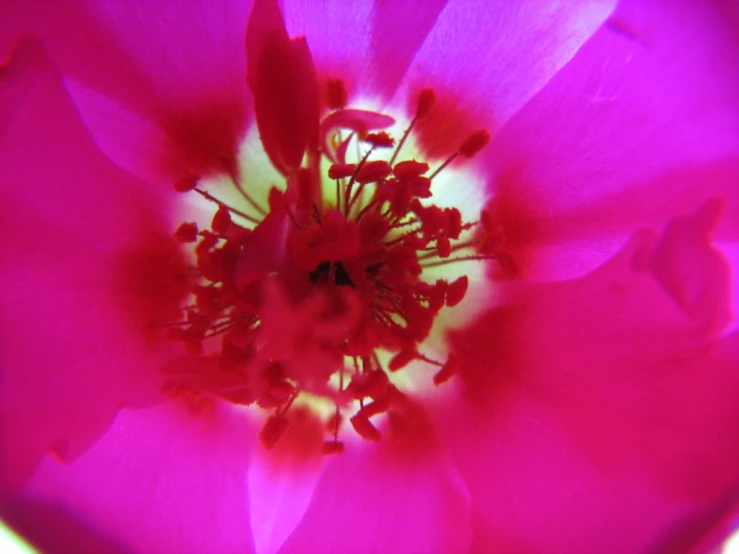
top-left (308, 261), bottom-right (355, 287)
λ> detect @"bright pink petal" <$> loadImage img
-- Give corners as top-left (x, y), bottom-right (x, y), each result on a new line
top-left (0, 40), bottom-right (186, 487)
top-left (0, 0), bottom-right (253, 183)
top-left (278, 408), bottom-right (472, 554)
top-left (394, 0), bottom-right (616, 156)
top-left (485, 0), bottom-right (739, 277)
top-left (282, 0), bottom-right (448, 106)
top-left (246, 0), bottom-right (320, 176)
top-left (24, 402), bottom-right (257, 553)
top-left (439, 208), bottom-right (739, 550)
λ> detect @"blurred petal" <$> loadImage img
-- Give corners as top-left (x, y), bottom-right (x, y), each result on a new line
top-left (246, 0), bottom-right (319, 175)
top-left (248, 408), bottom-right (325, 554)
top-left (279, 407), bottom-right (472, 554)
top-left (395, 0), bottom-right (617, 155)
top-left (0, 496), bottom-right (128, 554)
top-left (486, 0), bottom-right (739, 277)
top-left (0, 0), bottom-right (253, 182)
top-left (0, 40), bottom-right (185, 487)
top-left (25, 402), bottom-right (257, 554)
top-left (441, 208), bottom-right (739, 551)
top-left (283, 0), bottom-right (448, 105)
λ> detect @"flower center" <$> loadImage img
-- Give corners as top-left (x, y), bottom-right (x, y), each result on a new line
top-left (161, 86), bottom-right (505, 453)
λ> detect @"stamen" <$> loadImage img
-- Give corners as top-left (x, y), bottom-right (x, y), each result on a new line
top-left (166, 84), bottom-right (500, 452)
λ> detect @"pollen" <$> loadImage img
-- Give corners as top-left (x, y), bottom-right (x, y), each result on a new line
top-left (159, 86), bottom-right (510, 452)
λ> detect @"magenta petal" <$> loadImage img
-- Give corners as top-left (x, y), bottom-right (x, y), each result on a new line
top-left (1, 0), bottom-right (253, 182)
top-left (25, 402), bottom-right (257, 553)
top-left (0, 40), bottom-right (186, 488)
top-left (485, 0), bottom-right (739, 276)
top-left (282, 0), bottom-right (448, 105)
top-left (395, 0), bottom-right (615, 152)
top-left (279, 438), bottom-right (472, 554)
top-left (650, 199), bottom-right (732, 336)
top-left (246, 0), bottom-right (320, 176)
top-left (441, 220), bottom-right (739, 550)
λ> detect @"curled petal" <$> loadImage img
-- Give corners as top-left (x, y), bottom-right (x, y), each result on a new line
top-left (320, 109), bottom-right (395, 164)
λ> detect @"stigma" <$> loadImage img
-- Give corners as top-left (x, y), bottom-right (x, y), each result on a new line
top-left (161, 86), bottom-right (507, 453)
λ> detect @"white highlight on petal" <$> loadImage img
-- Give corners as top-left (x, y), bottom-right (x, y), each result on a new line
top-left (247, 447), bottom-right (324, 554)
top-left (0, 522), bottom-right (38, 554)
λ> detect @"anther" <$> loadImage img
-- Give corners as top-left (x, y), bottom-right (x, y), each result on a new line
top-left (445, 276), bottom-right (469, 307)
top-left (433, 355), bottom-right (457, 386)
top-left (326, 78), bottom-right (348, 110)
top-left (173, 174), bottom-right (200, 193)
top-left (458, 129), bottom-right (491, 159)
top-left (259, 414), bottom-right (290, 449)
top-left (364, 131), bottom-right (394, 148)
top-left (329, 163), bottom-right (357, 180)
top-left (175, 222), bottom-right (199, 243)
top-left (416, 88), bottom-right (436, 120)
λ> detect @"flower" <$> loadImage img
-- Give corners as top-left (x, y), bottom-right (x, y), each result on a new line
top-left (1, 0), bottom-right (739, 553)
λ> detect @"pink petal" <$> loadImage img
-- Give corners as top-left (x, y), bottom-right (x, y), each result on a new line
top-left (0, 0), bottom-right (253, 183)
top-left (246, 0), bottom-right (320, 176)
top-left (439, 208), bottom-right (739, 550)
top-left (485, 0), bottom-right (739, 277)
top-left (394, 0), bottom-right (616, 156)
top-left (248, 408), bottom-right (326, 554)
top-left (0, 40), bottom-right (186, 487)
top-left (24, 402), bottom-right (257, 553)
top-left (282, 0), bottom-right (448, 106)
top-left (278, 407), bottom-right (472, 554)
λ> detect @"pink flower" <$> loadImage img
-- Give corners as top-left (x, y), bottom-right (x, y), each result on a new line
top-left (1, 0), bottom-right (739, 553)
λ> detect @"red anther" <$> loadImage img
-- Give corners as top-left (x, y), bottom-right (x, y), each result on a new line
top-left (393, 160), bottom-right (429, 180)
top-left (326, 78), bottom-right (347, 110)
top-left (436, 236), bottom-right (451, 258)
top-left (388, 181), bottom-right (412, 217)
top-left (433, 355), bottom-right (457, 386)
top-left (446, 275), bottom-right (469, 307)
top-left (212, 205), bottom-right (232, 234)
top-left (388, 348), bottom-right (418, 371)
top-left (459, 129), bottom-right (491, 158)
top-left (173, 174), bottom-right (199, 192)
top-left (359, 397), bottom-right (390, 419)
top-left (322, 440), bottom-right (345, 455)
top-left (429, 280), bottom-right (448, 312)
top-left (357, 212), bottom-right (389, 243)
top-left (445, 208), bottom-right (463, 239)
top-left (175, 222), bottom-right (199, 243)
top-left (259, 414), bottom-right (290, 449)
top-left (410, 176), bottom-right (432, 198)
top-left (268, 186), bottom-right (286, 212)
top-left (416, 88), bottom-right (436, 120)
top-left (383, 383), bottom-right (409, 410)
top-left (345, 368), bottom-right (389, 400)
top-left (403, 234), bottom-right (428, 251)
top-left (364, 131), bottom-right (394, 148)
top-left (356, 160), bottom-right (392, 184)
top-left (268, 378), bottom-right (295, 403)
top-left (350, 413), bottom-right (381, 442)
top-left (328, 163), bottom-right (357, 180)
top-left (417, 205), bottom-right (445, 237)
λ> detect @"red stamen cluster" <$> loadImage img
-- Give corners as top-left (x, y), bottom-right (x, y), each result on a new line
top-left (161, 85), bottom-right (506, 452)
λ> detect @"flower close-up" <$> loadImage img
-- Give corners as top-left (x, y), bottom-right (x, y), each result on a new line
top-left (1, 0), bottom-right (739, 552)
